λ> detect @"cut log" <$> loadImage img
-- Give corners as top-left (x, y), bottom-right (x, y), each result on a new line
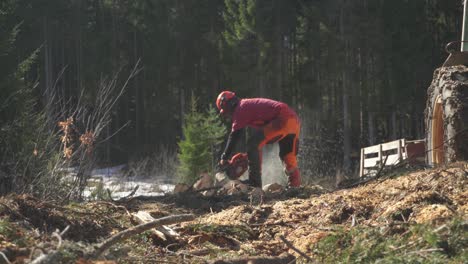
top-left (173, 183), bottom-right (190, 193)
top-left (262, 183), bottom-right (284, 194)
top-left (221, 180), bottom-right (249, 195)
top-left (193, 172), bottom-right (213, 191)
top-left (426, 65), bottom-right (468, 166)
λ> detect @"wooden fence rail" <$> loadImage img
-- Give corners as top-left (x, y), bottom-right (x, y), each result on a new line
top-left (360, 139), bottom-right (425, 177)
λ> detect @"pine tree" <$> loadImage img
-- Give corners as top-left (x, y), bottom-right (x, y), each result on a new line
top-left (177, 96), bottom-right (227, 184)
top-left (0, 4), bottom-right (51, 195)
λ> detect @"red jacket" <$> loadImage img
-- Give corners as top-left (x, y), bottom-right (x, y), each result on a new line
top-left (221, 98), bottom-right (298, 160)
top-left (231, 98), bottom-right (296, 132)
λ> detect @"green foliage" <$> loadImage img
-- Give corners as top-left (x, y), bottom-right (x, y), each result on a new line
top-left (177, 96), bottom-right (227, 184)
top-left (186, 223), bottom-right (254, 241)
top-left (312, 219), bottom-right (467, 263)
top-left (0, 6), bottom-right (63, 197)
top-left (0, 219), bottom-right (30, 247)
top-left (223, 0), bottom-right (256, 45)
top-left (89, 179), bottom-right (112, 201)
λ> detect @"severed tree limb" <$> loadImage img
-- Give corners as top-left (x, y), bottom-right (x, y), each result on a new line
top-left (341, 155), bottom-right (390, 189)
top-left (374, 155), bottom-right (390, 179)
top-left (0, 251), bottom-right (11, 264)
top-left (107, 185), bottom-right (140, 203)
top-left (116, 185), bottom-right (139, 202)
top-left (209, 253), bottom-right (295, 264)
top-left (30, 225), bottom-right (72, 264)
top-left (132, 211), bottom-right (180, 241)
top-left (279, 235), bottom-right (315, 264)
top-left (90, 214), bottom-right (195, 258)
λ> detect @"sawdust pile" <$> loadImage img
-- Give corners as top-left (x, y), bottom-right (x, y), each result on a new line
top-left (195, 163), bottom-right (467, 256)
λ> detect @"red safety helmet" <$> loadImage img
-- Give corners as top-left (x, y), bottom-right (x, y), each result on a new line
top-left (216, 91), bottom-right (238, 115)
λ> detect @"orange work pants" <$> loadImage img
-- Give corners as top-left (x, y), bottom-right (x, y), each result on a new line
top-left (247, 108), bottom-right (301, 187)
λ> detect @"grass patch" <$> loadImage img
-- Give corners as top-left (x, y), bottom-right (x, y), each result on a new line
top-left (186, 223), bottom-right (256, 241)
top-left (312, 218), bottom-right (467, 263)
top-left (0, 218), bottom-right (31, 247)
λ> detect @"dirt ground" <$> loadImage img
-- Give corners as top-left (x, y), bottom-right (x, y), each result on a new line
top-left (0, 162), bottom-right (466, 263)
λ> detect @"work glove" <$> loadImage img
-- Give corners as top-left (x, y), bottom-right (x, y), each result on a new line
top-left (219, 153), bottom-right (228, 166)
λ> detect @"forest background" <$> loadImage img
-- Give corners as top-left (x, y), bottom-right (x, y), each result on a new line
top-left (0, 0), bottom-right (462, 193)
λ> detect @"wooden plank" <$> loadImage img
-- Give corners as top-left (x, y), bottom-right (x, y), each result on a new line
top-left (384, 154), bottom-right (400, 165)
top-left (381, 140), bottom-right (401, 151)
top-left (360, 138), bottom-right (426, 177)
top-left (397, 139), bottom-right (403, 162)
top-left (406, 139), bottom-right (425, 144)
top-left (379, 144), bottom-right (383, 167)
top-left (360, 148), bottom-right (364, 177)
top-left (363, 144), bottom-right (381, 154)
top-left (365, 154), bottom-right (400, 167)
top-left (364, 157), bottom-right (380, 167)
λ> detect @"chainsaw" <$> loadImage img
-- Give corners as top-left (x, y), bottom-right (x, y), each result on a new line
top-left (217, 152), bottom-right (249, 180)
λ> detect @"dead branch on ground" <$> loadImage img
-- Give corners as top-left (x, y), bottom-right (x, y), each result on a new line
top-left (90, 213), bottom-right (195, 258)
top-left (279, 235), bottom-right (315, 263)
top-left (115, 185), bottom-right (140, 202)
top-left (209, 253), bottom-right (295, 264)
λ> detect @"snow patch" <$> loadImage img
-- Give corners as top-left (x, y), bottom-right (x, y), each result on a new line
top-left (65, 165), bottom-right (175, 199)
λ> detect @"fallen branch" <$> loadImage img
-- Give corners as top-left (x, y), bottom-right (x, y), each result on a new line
top-left (164, 244), bottom-right (205, 260)
top-left (209, 253), bottom-right (295, 264)
top-left (116, 185), bottom-right (140, 202)
top-left (90, 213), bottom-right (195, 258)
top-left (182, 248), bottom-right (211, 256)
top-left (86, 200), bottom-right (133, 221)
top-left (0, 251), bottom-right (11, 264)
top-left (279, 235), bottom-right (315, 263)
top-left (29, 226), bottom-right (71, 264)
top-left (132, 211), bottom-right (180, 241)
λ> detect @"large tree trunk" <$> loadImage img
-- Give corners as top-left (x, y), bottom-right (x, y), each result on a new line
top-left (425, 65), bottom-right (468, 166)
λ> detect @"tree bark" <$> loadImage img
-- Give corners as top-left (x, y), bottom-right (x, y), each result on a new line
top-left (340, 1), bottom-right (352, 173)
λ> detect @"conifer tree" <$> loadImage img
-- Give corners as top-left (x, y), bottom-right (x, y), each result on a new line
top-left (177, 96), bottom-right (227, 184)
top-left (0, 6), bottom-right (51, 195)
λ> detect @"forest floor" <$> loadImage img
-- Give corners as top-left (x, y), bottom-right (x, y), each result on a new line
top-left (0, 162), bottom-right (467, 263)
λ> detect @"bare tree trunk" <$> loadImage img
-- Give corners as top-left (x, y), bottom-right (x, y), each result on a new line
top-left (134, 30), bottom-right (142, 149)
top-left (257, 49), bottom-right (265, 97)
top-left (340, 1), bottom-right (351, 173)
top-left (43, 16), bottom-right (52, 98)
top-left (75, 0), bottom-right (83, 91)
top-left (180, 87), bottom-right (185, 129)
top-left (274, 2), bottom-right (283, 100)
top-left (358, 47), bottom-right (366, 146)
top-left (368, 54), bottom-right (376, 145)
top-left (291, 30), bottom-right (298, 107)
